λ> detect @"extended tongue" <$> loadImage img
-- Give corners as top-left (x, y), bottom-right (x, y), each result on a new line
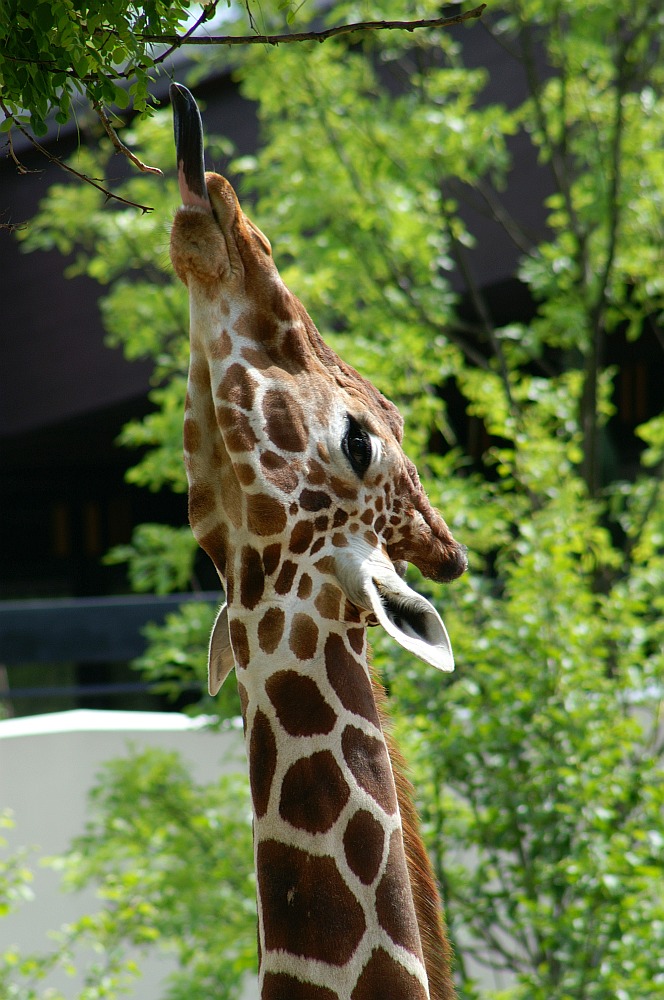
top-left (170, 82), bottom-right (209, 209)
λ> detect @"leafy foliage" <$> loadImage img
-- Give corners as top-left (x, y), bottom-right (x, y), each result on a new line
top-left (1, 752), bottom-right (256, 1000)
top-left (6, 1), bottom-right (664, 998)
top-left (0, 0), bottom-right (194, 134)
top-left (0, 813), bottom-right (34, 920)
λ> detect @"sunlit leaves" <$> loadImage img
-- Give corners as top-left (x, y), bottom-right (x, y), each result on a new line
top-left (0, 0), bottom-right (192, 132)
top-left (11, 2), bottom-right (664, 997)
top-left (105, 523), bottom-right (196, 593)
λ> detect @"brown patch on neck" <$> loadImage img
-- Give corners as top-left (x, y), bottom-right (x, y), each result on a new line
top-left (372, 674), bottom-right (456, 1000)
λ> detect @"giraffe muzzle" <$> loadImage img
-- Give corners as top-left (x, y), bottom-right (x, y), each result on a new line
top-left (171, 82), bottom-right (209, 210)
top-left (335, 542), bottom-right (456, 672)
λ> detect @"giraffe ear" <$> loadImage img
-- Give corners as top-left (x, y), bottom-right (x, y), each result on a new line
top-left (335, 549), bottom-right (455, 673)
top-left (208, 603), bottom-right (235, 696)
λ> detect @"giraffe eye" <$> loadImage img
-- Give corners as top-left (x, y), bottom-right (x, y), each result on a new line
top-left (343, 416), bottom-right (372, 477)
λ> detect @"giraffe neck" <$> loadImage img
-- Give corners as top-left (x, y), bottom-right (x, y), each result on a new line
top-left (229, 582), bottom-right (433, 1000)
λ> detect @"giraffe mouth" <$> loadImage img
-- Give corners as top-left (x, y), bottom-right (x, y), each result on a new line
top-left (335, 546), bottom-right (455, 672)
top-left (371, 575), bottom-right (454, 671)
top-left (171, 83), bottom-right (209, 210)
top-left (374, 585), bottom-right (435, 641)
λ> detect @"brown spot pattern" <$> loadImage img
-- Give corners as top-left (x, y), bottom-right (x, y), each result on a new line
top-left (197, 523), bottom-right (229, 576)
top-left (375, 830), bottom-right (423, 956)
top-left (262, 542), bottom-right (281, 576)
top-left (257, 840), bottom-right (365, 965)
top-left (217, 362), bottom-right (256, 410)
top-left (325, 634), bottom-right (380, 727)
top-left (183, 416), bottom-right (201, 454)
top-left (240, 344), bottom-right (272, 370)
top-left (330, 476), bottom-right (358, 501)
top-left (343, 809), bottom-right (385, 886)
top-left (249, 710), bottom-right (277, 818)
top-left (218, 462), bottom-right (243, 528)
top-left (351, 949), bottom-right (428, 1000)
top-left (299, 488), bottom-right (332, 512)
top-left (341, 725), bottom-right (398, 815)
top-left (237, 680), bottom-right (248, 729)
top-left (289, 613), bottom-right (319, 660)
top-left (279, 751), bottom-right (350, 833)
top-left (275, 560), bottom-right (297, 595)
top-left (257, 607), bottom-right (286, 654)
top-left (229, 618), bottom-right (250, 670)
top-left (210, 328), bottom-right (232, 358)
top-left (240, 546), bottom-right (265, 610)
top-left (314, 583), bottom-right (342, 620)
top-left (246, 492), bottom-right (288, 537)
top-left (262, 389), bottom-right (308, 452)
top-left (234, 462), bottom-right (256, 485)
top-left (343, 600), bottom-right (363, 624)
top-left (306, 460), bottom-right (327, 485)
top-left (262, 974), bottom-right (339, 1000)
top-left (297, 573), bottom-right (312, 599)
top-left (189, 358), bottom-right (210, 392)
top-left (260, 451), bottom-right (300, 494)
top-left (289, 520), bottom-right (314, 554)
top-left (216, 405), bottom-right (259, 453)
top-left (236, 305), bottom-right (281, 345)
top-left (188, 482), bottom-right (216, 524)
top-left (266, 670), bottom-right (336, 736)
top-left (348, 628), bottom-right (365, 655)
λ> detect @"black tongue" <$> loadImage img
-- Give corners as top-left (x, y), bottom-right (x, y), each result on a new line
top-left (170, 83), bottom-right (207, 204)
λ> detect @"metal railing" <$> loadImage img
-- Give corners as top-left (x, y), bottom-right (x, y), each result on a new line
top-left (0, 592), bottom-right (221, 705)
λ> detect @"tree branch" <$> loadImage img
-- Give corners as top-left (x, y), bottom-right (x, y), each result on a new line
top-left (151, 0), bottom-right (224, 68)
top-left (3, 4), bottom-right (485, 207)
top-left (142, 5), bottom-right (487, 49)
top-left (0, 99), bottom-right (155, 214)
top-left (93, 100), bottom-right (163, 176)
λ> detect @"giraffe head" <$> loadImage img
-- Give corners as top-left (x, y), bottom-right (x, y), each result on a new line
top-left (169, 84), bottom-right (467, 693)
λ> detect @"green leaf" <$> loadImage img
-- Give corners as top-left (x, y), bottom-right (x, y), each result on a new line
top-left (112, 86), bottom-right (129, 110)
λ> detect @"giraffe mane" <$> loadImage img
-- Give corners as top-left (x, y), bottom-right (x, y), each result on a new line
top-left (371, 670), bottom-right (456, 1000)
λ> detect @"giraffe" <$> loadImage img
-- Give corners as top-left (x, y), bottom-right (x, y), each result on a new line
top-left (169, 83), bottom-right (467, 1000)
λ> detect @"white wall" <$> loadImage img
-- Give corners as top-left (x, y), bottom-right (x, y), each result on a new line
top-left (1, 709), bottom-right (509, 998)
top-left (0, 709), bottom-right (257, 999)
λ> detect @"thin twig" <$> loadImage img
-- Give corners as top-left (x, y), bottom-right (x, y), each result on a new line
top-left (4, 126), bottom-right (37, 176)
top-left (140, 5), bottom-right (487, 48)
top-left (0, 100), bottom-right (155, 214)
top-left (152, 0), bottom-right (223, 68)
top-left (470, 177), bottom-right (536, 257)
top-left (93, 100), bottom-right (163, 175)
